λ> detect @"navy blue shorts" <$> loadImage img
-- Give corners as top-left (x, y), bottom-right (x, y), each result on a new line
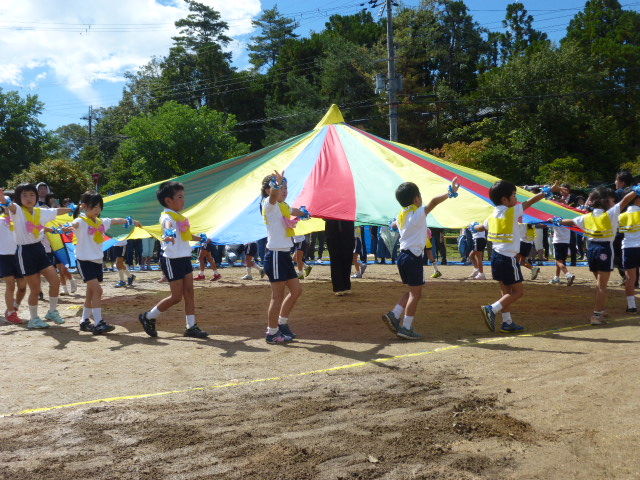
top-left (113, 245), bottom-right (126, 258)
top-left (0, 254), bottom-right (22, 279)
top-left (354, 237), bottom-right (363, 255)
top-left (491, 251), bottom-right (523, 285)
top-left (263, 250), bottom-right (297, 283)
top-left (519, 241), bottom-right (532, 258)
top-left (587, 242), bottom-right (614, 272)
top-left (16, 243), bottom-right (51, 277)
top-left (76, 260), bottom-right (104, 283)
top-left (622, 247), bottom-right (640, 270)
top-left (205, 243), bottom-right (217, 254)
top-left (553, 243), bottom-right (569, 262)
top-left (293, 240), bottom-right (308, 253)
top-left (160, 256), bottom-right (194, 282)
top-left (473, 237), bottom-right (487, 252)
top-left (244, 242), bottom-right (258, 257)
top-left (397, 250), bottom-right (425, 287)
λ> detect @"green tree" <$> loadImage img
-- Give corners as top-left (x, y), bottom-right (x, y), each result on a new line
top-left (536, 157), bottom-right (589, 187)
top-left (248, 6), bottom-right (299, 71)
top-left (8, 158), bottom-right (92, 201)
top-left (114, 101), bottom-right (249, 188)
top-left (499, 2), bottom-right (548, 61)
top-left (49, 124), bottom-right (89, 161)
top-left (0, 89), bottom-right (47, 185)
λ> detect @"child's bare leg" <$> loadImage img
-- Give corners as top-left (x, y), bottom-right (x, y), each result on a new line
top-left (352, 252), bottom-right (361, 274)
top-left (15, 277), bottom-right (26, 306)
top-left (156, 279), bottom-right (184, 312)
top-left (85, 279), bottom-right (102, 309)
top-left (268, 281), bottom-right (287, 328)
top-left (497, 282), bottom-right (524, 312)
top-left (280, 277), bottom-right (302, 318)
top-left (41, 266), bottom-right (60, 297)
top-left (404, 285), bottom-right (423, 317)
top-left (594, 271), bottom-right (611, 312)
top-left (625, 268), bottom-right (637, 297)
top-left (3, 276), bottom-right (16, 313)
top-left (182, 274), bottom-right (195, 316)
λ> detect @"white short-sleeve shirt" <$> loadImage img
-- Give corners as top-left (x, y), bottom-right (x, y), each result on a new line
top-left (0, 215), bottom-right (16, 255)
top-left (10, 206), bottom-right (59, 245)
top-left (483, 204), bottom-right (524, 258)
top-left (622, 205), bottom-right (640, 249)
top-left (263, 199), bottom-right (293, 251)
top-left (572, 203), bottom-right (621, 242)
top-left (552, 225), bottom-right (571, 244)
top-left (73, 217), bottom-right (113, 262)
top-left (398, 206), bottom-right (428, 256)
top-left (160, 209), bottom-right (193, 259)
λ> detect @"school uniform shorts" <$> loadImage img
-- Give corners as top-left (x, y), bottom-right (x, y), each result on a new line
top-left (263, 250), bottom-right (297, 283)
top-left (244, 242), bottom-right (258, 257)
top-left (160, 256), bottom-right (194, 282)
top-left (553, 243), bottom-right (569, 262)
top-left (473, 237), bottom-right (487, 252)
top-left (0, 254), bottom-right (23, 279)
top-left (622, 246), bottom-right (640, 270)
top-left (397, 250), bottom-right (425, 287)
top-left (76, 260), bottom-right (104, 283)
top-left (16, 243), bottom-right (51, 277)
top-left (587, 241), bottom-right (614, 272)
top-left (518, 241), bottom-right (532, 258)
top-left (491, 251), bottom-right (523, 285)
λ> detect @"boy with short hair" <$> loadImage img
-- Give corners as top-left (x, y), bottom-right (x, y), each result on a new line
top-left (473, 180), bottom-right (561, 333)
top-left (549, 224), bottom-right (576, 286)
top-left (382, 177), bottom-right (460, 340)
top-left (138, 181), bottom-right (208, 338)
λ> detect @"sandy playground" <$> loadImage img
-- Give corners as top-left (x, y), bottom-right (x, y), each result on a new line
top-left (1, 262), bottom-right (640, 479)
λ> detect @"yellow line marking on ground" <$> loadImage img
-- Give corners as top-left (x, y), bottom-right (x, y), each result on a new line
top-left (1, 316), bottom-right (636, 418)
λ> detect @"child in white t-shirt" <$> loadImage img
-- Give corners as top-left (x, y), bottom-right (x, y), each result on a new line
top-left (549, 225), bottom-right (576, 285)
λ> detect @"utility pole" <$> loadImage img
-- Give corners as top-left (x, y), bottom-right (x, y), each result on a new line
top-left (386, 0), bottom-right (398, 142)
top-left (81, 106), bottom-right (94, 141)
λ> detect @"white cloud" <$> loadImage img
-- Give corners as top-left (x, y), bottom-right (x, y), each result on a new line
top-left (0, 0), bottom-right (261, 102)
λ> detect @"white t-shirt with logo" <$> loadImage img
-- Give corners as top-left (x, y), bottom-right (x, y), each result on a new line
top-left (263, 199), bottom-right (293, 251)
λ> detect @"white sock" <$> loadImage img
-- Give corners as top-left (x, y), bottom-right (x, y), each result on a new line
top-left (472, 268), bottom-right (478, 275)
top-left (93, 308), bottom-right (103, 323)
top-left (491, 301), bottom-right (503, 313)
top-left (186, 314), bottom-right (196, 328)
top-left (627, 296), bottom-right (636, 309)
top-left (70, 278), bottom-right (77, 288)
top-left (246, 267), bottom-right (252, 275)
top-left (118, 269), bottom-right (127, 281)
top-left (49, 297), bottom-right (58, 312)
top-left (267, 326), bottom-right (278, 335)
top-left (502, 312), bottom-right (512, 324)
top-left (433, 265), bottom-right (440, 272)
top-left (82, 307), bottom-right (91, 320)
top-left (403, 315), bottom-right (414, 329)
top-left (278, 316), bottom-right (288, 325)
top-left (392, 304), bottom-right (404, 318)
top-left (148, 306), bottom-right (161, 319)
top-left (29, 305), bottom-right (38, 320)
top-left (13, 300), bottom-right (19, 309)
top-left (62, 285), bottom-right (69, 294)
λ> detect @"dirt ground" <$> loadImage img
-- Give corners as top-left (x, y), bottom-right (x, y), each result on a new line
top-left (1, 262), bottom-right (640, 480)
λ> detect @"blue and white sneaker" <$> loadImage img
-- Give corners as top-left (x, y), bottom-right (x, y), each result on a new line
top-left (27, 317), bottom-right (50, 329)
top-left (481, 305), bottom-right (496, 332)
top-left (531, 266), bottom-right (540, 280)
top-left (382, 311), bottom-right (400, 334)
top-left (265, 330), bottom-right (293, 345)
top-left (278, 323), bottom-right (296, 339)
top-left (114, 280), bottom-right (127, 288)
top-left (127, 274), bottom-right (136, 286)
top-left (499, 321), bottom-right (525, 333)
top-left (45, 310), bottom-right (65, 325)
top-left (397, 326), bottom-right (423, 340)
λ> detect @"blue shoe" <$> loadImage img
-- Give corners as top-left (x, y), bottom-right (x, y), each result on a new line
top-left (531, 266), bottom-right (540, 280)
top-left (499, 321), bottom-right (525, 333)
top-left (114, 280), bottom-right (127, 288)
top-left (278, 323), bottom-right (296, 339)
top-left (184, 324), bottom-right (209, 338)
top-left (397, 326), bottom-right (423, 340)
top-left (265, 330), bottom-right (293, 345)
top-left (382, 311), bottom-right (400, 334)
top-left (79, 319), bottom-right (94, 332)
top-left (127, 274), bottom-right (136, 286)
top-left (27, 317), bottom-right (50, 329)
top-left (138, 312), bottom-right (158, 337)
top-left (93, 321), bottom-right (116, 335)
top-left (481, 305), bottom-right (496, 332)
top-left (45, 310), bottom-right (65, 325)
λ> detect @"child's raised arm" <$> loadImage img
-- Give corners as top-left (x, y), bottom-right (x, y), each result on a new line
top-left (0, 188), bottom-right (17, 214)
top-left (522, 181), bottom-right (563, 210)
top-left (424, 177), bottom-right (460, 215)
top-left (618, 186), bottom-right (640, 210)
top-left (269, 170), bottom-right (286, 205)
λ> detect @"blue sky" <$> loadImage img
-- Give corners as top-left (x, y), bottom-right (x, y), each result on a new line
top-left (0, 0), bottom-right (634, 131)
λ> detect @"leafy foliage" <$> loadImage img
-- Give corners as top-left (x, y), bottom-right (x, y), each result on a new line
top-left (8, 158), bottom-right (93, 202)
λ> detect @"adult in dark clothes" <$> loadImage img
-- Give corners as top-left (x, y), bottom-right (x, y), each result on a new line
top-left (370, 226), bottom-right (379, 263)
top-left (325, 219), bottom-right (355, 294)
top-left (560, 184), bottom-right (579, 266)
top-left (429, 227), bottom-right (447, 265)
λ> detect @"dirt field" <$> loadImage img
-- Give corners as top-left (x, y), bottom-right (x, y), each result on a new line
top-left (1, 262), bottom-right (640, 480)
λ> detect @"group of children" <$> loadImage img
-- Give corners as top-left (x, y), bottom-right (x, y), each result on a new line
top-left (2, 173), bottom-right (640, 346)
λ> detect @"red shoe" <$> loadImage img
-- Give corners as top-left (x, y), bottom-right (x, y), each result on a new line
top-left (195, 273), bottom-right (206, 280)
top-left (210, 273), bottom-right (222, 281)
top-left (5, 311), bottom-right (23, 324)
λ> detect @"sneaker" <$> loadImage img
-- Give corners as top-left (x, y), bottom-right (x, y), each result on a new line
top-left (195, 273), bottom-right (206, 280)
top-left (351, 273), bottom-right (362, 278)
top-left (138, 312), bottom-right (158, 337)
top-left (481, 305), bottom-right (496, 332)
top-left (360, 264), bottom-right (367, 276)
top-left (61, 287), bottom-right (69, 296)
top-left (184, 324), bottom-right (209, 338)
top-left (79, 319), bottom-right (94, 332)
top-left (475, 273), bottom-right (487, 280)
top-left (70, 280), bottom-right (78, 294)
top-left (210, 273), bottom-right (222, 281)
top-left (304, 265), bottom-right (313, 277)
top-left (549, 277), bottom-right (560, 285)
top-left (382, 311), bottom-right (400, 334)
top-left (93, 321), bottom-right (116, 335)
top-left (335, 291), bottom-right (346, 296)
top-left (127, 274), bottom-right (136, 286)
top-left (566, 273), bottom-right (575, 286)
top-left (626, 307), bottom-right (638, 314)
top-left (5, 311), bottom-right (23, 324)
top-left (298, 273), bottom-right (304, 280)
top-left (397, 326), bottom-right (423, 340)
top-left (265, 330), bottom-right (293, 345)
top-left (259, 268), bottom-right (265, 279)
top-left (590, 314), bottom-right (607, 325)
top-left (531, 266), bottom-right (540, 280)
top-left (114, 280), bottom-right (127, 288)
top-left (45, 310), bottom-right (65, 325)
top-left (27, 317), bottom-right (50, 329)
top-left (499, 322), bottom-right (525, 333)
top-left (241, 274), bottom-right (253, 280)
top-left (468, 270), bottom-right (479, 279)
top-left (278, 323), bottom-right (297, 339)
top-left (431, 271), bottom-right (442, 278)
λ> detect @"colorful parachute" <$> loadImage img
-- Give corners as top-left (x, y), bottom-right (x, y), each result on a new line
top-left (95, 105), bottom-right (578, 244)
